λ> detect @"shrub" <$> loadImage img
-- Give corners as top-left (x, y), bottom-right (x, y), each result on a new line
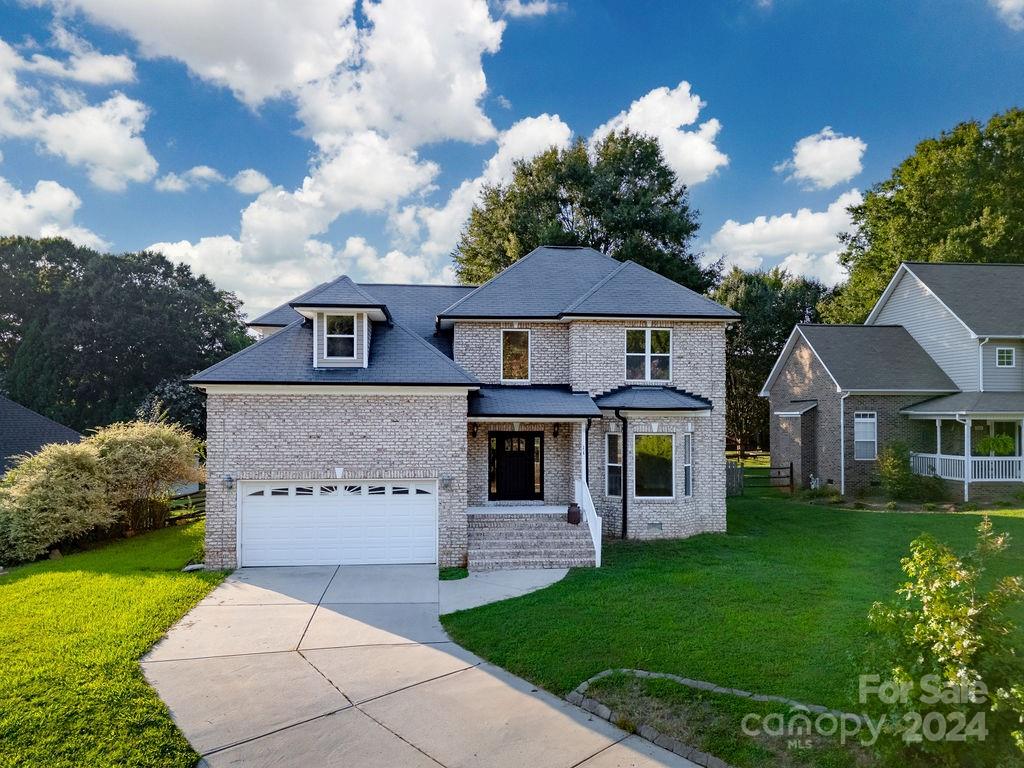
top-left (90, 421), bottom-right (204, 532)
top-left (0, 442), bottom-right (116, 564)
top-left (866, 517), bottom-right (1024, 766)
top-left (878, 442), bottom-right (947, 502)
top-left (976, 433), bottom-right (1016, 457)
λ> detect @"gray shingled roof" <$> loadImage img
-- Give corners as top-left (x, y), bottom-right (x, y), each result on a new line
top-left (0, 395), bottom-right (80, 472)
top-left (594, 386), bottom-right (712, 411)
top-left (564, 261), bottom-right (739, 319)
top-left (904, 262), bottom-right (1024, 337)
top-left (438, 246), bottom-right (736, 320)
top-left (468, 386), bottom-right (601, 418)
top-left (901, 391), bottom-right (1024, 415)
top-left (290, 275), bottom-right (390, 315)
top-left (249, 282), bottom-right (330, 326)
top-left (798, 324), bottom-right (959, 391)
top-left (362, 284), bottom-right (474, 356)
top-left (190, 319), bottom-right (476, 386)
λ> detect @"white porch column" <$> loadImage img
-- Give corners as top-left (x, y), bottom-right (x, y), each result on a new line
top-left (935, 418), bottom-right (942, 456)
top-left (964, 417), bottom-right (972, 502)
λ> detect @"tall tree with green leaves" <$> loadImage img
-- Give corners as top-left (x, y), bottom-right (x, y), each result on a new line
top-left (454, 130), bottom-right (717, 292)
top-left (2, 239), bottom-right (251, 431)
top-left (823, 107), bottom-right (1024, 322)
top-left (712, 267), bottom-right (830, 453)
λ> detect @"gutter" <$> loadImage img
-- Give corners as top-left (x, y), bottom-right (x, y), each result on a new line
top-left (614, 408), bottom-right (628, 539)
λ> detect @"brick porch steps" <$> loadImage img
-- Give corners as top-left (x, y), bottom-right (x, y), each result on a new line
top-left (467, 511), bottom-right (596, 571)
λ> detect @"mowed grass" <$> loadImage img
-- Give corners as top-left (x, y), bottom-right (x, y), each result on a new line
top-left (441, 494), bottom-right (1024, 711)
top-left (0, 523), bottom-right (223, 768)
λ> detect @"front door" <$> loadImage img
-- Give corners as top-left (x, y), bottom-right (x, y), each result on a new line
top-left (489, 431), bottom-right (544, 501)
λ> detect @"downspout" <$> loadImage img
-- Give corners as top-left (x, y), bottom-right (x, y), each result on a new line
top-left (839, 392), bottom-right (849, 496)
top-left (614, 408), bottom-right (628, 539)
top-left (584, 418), bottom-right (592, 485)
top-left (979, 338), bottom-right (990, 392)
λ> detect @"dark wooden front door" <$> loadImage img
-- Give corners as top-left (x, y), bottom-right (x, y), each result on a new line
top-left (488, 431), bottom-right (544, 501)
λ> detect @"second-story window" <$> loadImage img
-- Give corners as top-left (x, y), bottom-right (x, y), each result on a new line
top-left (502, 329), bottom-right (530, 381)
top-left (996, 347), bottom-right (1016, 367)
top-left (324, 314), bottom-right (356, 359)
top-left (625, 328), bottom-right (671, 381)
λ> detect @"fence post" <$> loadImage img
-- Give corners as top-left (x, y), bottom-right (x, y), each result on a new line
top-left (789, 462), bottom-right (794, 493)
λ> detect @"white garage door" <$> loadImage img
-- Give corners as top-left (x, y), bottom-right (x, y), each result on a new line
top-left (239, 480), bottom-right (438, 566)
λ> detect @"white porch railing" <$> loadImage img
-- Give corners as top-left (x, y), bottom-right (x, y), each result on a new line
top-left (910, 452), bottom-right (1023, 482)
top-left (575, 478), bottom-right (602, 567)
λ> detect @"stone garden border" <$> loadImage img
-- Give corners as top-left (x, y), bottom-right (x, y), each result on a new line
top-left (566, 668), bottom-right (861, 768)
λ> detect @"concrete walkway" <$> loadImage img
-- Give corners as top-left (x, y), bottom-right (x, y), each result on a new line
top-left (143, 565), bottom-right (696, 768)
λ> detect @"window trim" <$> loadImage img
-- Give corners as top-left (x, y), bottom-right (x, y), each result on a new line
top-left (853, 411), bottom-right (877, 461)
top-left (682, 432), bottom-right (693, 498)
top-left (500, 328), bottom-right (531, 382)
top-left (996, 347), bottom-right (1016, 368)
top-left (605, 432), bottom-right (622, 497)
top-left (632, 432), bottom-right (676, 500)
top-left (323, 313), bottom-right (357, 360)
top-left (624, 328), bottom-right (672, 383)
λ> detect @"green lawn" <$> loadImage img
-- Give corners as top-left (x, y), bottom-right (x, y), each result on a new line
top-left (0, 523), bottom-right (223, 768)
top-left (441, 494), bottom-right (1024, 713)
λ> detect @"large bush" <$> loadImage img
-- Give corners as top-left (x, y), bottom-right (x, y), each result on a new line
top-left (878, 442), bottom-right (946, 501)
top-left (91, 421), bottom-right (204, 532)
top-left (866, 518), bottom-right (1024, 766)
top-left (0, 442), bottom-right (115, 564)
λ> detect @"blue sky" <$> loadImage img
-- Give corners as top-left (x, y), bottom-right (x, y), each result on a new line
top-left (1, 0), bottom-right (1022, 319)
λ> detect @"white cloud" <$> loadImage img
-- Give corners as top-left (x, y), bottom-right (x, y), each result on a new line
top-left (774, 127), bottom-right (866, 190)
top-left (339, 236), bottom-right (444, 284)
top-left (24, 26), bottom-right (135, 85)
top-left (991, 0), bottom-right (1024, 29)
top-left (591, 81), bottom-right (728, 186)
top-left (501, 0), bottom-right (563, 17)
top-left (0, 38), bottom-right (157, 191)
top-left (155, 164), bottom-right (225, 192)
top-left (231, 168), bottom-right (271, 195)
top-left (778, 251), bottom-right (846, 285)
top-left (405, 113), bottom-right (572, 258)
top-left (0, 175), bottom-right (107, 249)
top-left (707, 189), bottom-right (861, 285)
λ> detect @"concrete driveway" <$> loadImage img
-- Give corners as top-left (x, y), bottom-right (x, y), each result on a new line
top-left (142, 565), bottom-right (696, 768)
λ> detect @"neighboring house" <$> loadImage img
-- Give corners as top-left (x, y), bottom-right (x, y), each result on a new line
top-left (190, 246), bottom-right (737, 570)
top-left (0, 395), bottom-right (81, 472)
top-left (763, 262), bottom-right (1024, 501)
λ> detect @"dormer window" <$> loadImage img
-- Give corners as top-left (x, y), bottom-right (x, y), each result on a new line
top-left (324, 314), bottom-right (356, 359)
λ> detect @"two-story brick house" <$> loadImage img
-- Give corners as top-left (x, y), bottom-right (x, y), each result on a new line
top-left (763, 262), bottom-right (1024, 501)
top-left (191, 246), bottom-right (738, 570)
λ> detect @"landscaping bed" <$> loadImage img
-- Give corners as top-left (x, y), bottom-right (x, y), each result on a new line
top-left (441, 494), bottom-right (1024, 725)
top-left (0, 521), bottom-right (222, 768)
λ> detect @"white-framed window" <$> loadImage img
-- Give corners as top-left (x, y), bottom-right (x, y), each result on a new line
top-left (324, 314), bottom-right (356, 359)
top-left (625, 328), bottom-right (671, 382)
top-left (606, 432), bottom-right (622, 497)
top-left (633, 433), bottom-right (675, 498)
top-left (996, 347), bottom-right (1016, 368)
top-left (501, 329), bottom-right (530, 381)
top-left (682, 433), bottom-right (693, 498)
top-left (854, 412), bottom-right (877, 460)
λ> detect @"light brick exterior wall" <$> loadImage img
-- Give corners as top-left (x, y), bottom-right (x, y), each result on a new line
top-left (466, 422), bottom-right (577, 505)
top-left (205, 391), bottom-right (468, 569)
top-left (453, 322), bottom-right (569, 384)
top-left (567, 320), bottom-right (728, 541)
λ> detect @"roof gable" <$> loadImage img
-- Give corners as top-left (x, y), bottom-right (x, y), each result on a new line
top-left (788, 324), bottom-right (958, 392)
top-left (290, 275), bottom-right (387, 310)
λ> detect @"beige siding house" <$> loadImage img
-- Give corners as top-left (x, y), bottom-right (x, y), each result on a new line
top-left (763, 262), bottom-right (1024, 501)
top-left (191, 246), bottom-right (737, 570)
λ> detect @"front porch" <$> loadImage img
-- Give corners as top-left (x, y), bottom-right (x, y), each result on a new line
top-left (906, 408), bottom-right (1024, 499)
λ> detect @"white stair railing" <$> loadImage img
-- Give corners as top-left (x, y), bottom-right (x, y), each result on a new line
top-left (575, 478), bottom-right (602, 567)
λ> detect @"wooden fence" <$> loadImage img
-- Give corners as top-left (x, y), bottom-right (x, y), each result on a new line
top-left (726, 461), bottom-right (794, 497)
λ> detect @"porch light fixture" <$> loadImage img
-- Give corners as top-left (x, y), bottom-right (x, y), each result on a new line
top-left (553, 424), bottom-right (560, 438)
top-left (224, 474), bottom-right (235, 490)
top-left (470, 423), bottom-right (478, 438)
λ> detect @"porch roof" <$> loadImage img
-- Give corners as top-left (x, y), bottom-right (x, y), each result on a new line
top-left (468, 385), bottom-right (601, 418)
top-left (902, 391), bottom-right (1024, 417)
top-left (594, 385), bottom-right (712, 411)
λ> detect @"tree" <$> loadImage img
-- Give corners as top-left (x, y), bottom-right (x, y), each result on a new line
top-left (137, 377), bottom-right (208, 439)
top-left (454, 130), bottom-right (717, 292)
top-left (823, 108), bottom-right (1024, 322)
top-left (2, 239), bottom-right (251, 431)
top-left (712, 267), bottom-right (830, 453)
